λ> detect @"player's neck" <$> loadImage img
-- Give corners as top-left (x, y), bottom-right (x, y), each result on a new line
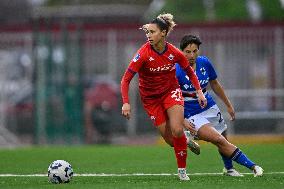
top-left (152, 41), bottom-right (166, 53)
top-left (190, 62), bottom-right (196, 70)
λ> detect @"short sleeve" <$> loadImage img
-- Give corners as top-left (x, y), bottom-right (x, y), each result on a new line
top-left (127, 49), bottom-right (146, 73)
top-left (204, 57), bottom-right (217, 80)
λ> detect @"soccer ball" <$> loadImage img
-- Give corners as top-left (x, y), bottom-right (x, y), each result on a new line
top-left (47, 160), bottom-right (74, 184)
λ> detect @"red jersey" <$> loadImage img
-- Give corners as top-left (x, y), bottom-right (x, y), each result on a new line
top-left (121, 42), bottom-right (201, 103)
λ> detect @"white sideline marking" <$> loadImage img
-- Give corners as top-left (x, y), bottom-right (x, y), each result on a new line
top-left (0, 172), bottom-right (283, 177)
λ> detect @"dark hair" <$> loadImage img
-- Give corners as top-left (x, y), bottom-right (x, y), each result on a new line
top-left (180, 35), bottom-right (202, 51)
top-left (150, 17), bottom-right (169, 34)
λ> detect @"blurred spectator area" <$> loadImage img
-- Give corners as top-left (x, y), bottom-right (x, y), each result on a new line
top-left (0, 22), bottom-right (283, 145)
top-left (0, 0), bottom-right (32, 24)
top-left (84, 75), bottom-right (124, 144)
top-left (0, 0), bottom-right (283, 145)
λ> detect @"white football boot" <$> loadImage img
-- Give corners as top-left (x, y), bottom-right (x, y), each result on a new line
top-left (223, 168), bottom-right (243, 177)
top-left (185, 131), bottom-right (200, 155)
top-left (177, 168), bottom-right (190, 181)
top-left (252, 165), bottom-right (264, 177)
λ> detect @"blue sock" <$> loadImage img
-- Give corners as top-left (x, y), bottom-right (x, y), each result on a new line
top-left (219, 152), bottom-right (233, 170)
top-left (230, 148), bottom-right (255, 169)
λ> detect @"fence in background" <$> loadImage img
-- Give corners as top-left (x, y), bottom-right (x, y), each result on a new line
top-left (33, 21), bottom-right (84, 144)
top-left (0, 22), bottom-right (283, 144)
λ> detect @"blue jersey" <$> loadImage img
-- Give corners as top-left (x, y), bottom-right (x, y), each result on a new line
top-left (176, 56), bottom-right (217, 118)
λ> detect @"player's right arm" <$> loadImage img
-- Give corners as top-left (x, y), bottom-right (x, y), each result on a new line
top-left (121, 70), bottom-right (135, 120)
top-left (121, 49), bottom-right (145, 120)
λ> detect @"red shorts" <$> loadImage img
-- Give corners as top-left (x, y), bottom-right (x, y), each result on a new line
top-left (142, 88), bottom-right (184, 126)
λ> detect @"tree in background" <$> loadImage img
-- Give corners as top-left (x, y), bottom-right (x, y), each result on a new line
top-left (158, 0), bottom-right (284, 23)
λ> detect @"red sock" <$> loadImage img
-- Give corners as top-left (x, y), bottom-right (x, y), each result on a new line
top-left (173, 134), bottom-right (187, 168)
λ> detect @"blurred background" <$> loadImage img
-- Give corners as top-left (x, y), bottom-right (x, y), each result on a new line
top-left (0, 0), bottom-right (283, 146)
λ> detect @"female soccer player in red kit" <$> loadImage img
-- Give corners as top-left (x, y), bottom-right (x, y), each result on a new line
top-left (120, 13), bottom-right (207, 181)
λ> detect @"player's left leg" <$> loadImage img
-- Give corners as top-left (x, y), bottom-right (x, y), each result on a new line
top-left (220, 131), bottom-right (243, 176)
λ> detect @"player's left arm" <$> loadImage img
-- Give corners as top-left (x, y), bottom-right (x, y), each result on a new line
top-left (209, 79), bottom-right (235, 121)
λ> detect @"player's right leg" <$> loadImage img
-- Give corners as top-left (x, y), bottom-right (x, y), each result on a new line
top-left (145, 97), bottom-right (189, 181)
top-left (252, 165), bottom-right (264, 177)
top-left (166, 105), bottom-right (189, 181)
top-left (158, 123), bottom-right (189, 180)
top-left (158, 121), bottom-right (189, 181)
top-left (197, 125), bottom-right (263, 177)
top-left (192, 106), bottom-right (242, 176)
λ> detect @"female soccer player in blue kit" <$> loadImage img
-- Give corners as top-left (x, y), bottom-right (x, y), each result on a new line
top-left (176, 34), bottom-right (263, 177)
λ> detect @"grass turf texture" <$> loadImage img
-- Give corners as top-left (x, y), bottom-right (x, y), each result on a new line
top-left (0, 143), bottom-right (283, 189)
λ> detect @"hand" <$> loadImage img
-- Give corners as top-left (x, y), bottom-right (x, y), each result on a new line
top-left (227, 106), bottom-right (235, 121)
top-left (197, 90), bottom-right (207, 108)
top-left (122, 103), bottom-right (131, 120)
top-left (183, 119), bottom-right (197, 136)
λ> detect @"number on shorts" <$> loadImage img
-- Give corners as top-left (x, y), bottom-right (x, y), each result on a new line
top-left (217, 112), bottom-right (223, 123)
top-left (171, 89), bottom-right (182, 101)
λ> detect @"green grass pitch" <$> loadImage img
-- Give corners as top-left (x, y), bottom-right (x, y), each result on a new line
top-left (0, 143), bottom-right (283, 189)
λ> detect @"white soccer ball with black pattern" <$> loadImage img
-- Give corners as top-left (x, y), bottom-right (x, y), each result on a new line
top-left (47, 160), bottom-right (73, 184)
